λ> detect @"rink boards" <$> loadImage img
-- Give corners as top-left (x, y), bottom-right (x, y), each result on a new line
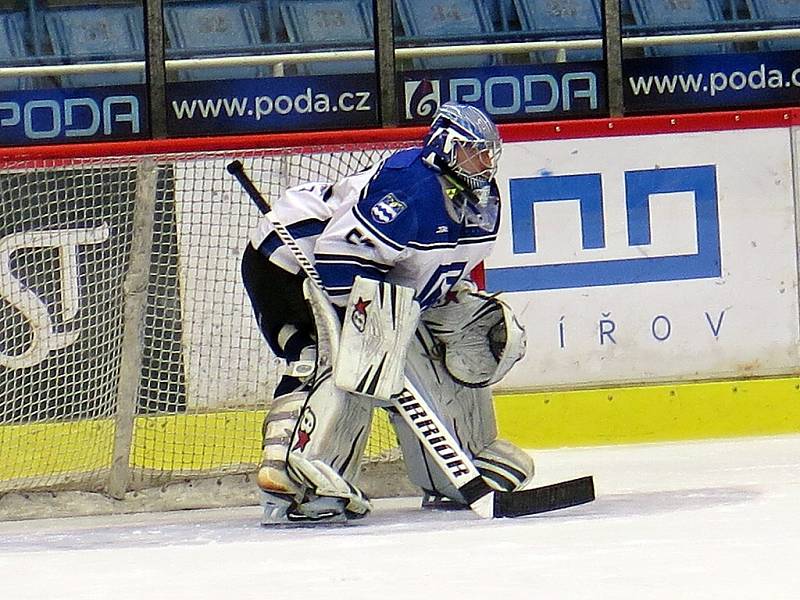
top-left (3, 109), bottom-right (800, 488)
top-left (487, 108), bottom-right (800, 446)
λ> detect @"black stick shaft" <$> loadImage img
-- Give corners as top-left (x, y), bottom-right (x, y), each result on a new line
top-left (227, 160), bottom-right (270, 215)
top-left (227, 159), bottom-right (325, 289)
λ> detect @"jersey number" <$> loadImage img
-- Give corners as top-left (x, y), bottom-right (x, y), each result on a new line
top-left (345, 228), bottom-right (375, 248)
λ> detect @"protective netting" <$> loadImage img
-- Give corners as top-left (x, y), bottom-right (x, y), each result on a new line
top-left (0, 141), bottom-right (413, 496)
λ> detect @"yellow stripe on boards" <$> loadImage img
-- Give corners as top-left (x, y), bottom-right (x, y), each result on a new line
top-left (0, 407), bottom-right (398, 482)
top-left (494, 377), bottom-right (800, 448)
top-left (0, 420), bottom-right (114, 480)
top-left (3, 376), bottom-right (800, 483)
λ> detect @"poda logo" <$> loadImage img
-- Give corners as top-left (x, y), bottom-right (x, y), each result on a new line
top-left (404, 79), bottom-right (441, 120)
top-left (0, 96), bottom-right (140, 141)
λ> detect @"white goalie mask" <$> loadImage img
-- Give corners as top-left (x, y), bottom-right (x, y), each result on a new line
top-left (422, 102), bottom-right (502, 232)
top-left (421, 291), bottom-right (526, 388)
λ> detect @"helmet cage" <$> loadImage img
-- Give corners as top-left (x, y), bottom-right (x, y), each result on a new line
top-left (423, 103), bottom-right (502, 193)
top-left (444, 181), bottom-right (500, 232)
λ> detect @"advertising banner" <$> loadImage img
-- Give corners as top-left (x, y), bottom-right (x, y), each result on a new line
top-left (166, 74), bottom-right (379, 137)
top-left (0, 164), bottom-right (188, 422)
top-left (402, 62), bottom-right (606, 124)
top-left (487, 128), bottom-right (800, 390)
top-left (0, 86), bottom-right (146, 146)
top-left (624, 49), bottom-right (800, 114)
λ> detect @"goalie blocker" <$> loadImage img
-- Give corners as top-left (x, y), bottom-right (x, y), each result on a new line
top-left (335, 277), bottom-right (420, 400)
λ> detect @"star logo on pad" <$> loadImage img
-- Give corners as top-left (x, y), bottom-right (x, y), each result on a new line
top-left (292, 408), bottom-right (316, 452)
top-left (351, 297), bottom-right (371, 333)
top-left (354, 297), bottom-right (371, 314)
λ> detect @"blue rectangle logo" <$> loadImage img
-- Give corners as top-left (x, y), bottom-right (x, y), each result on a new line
top-left (486, 165), bottom-right (722, 292)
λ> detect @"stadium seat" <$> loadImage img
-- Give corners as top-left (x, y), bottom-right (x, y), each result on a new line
top-left (512, 0), bottom-right (603, 62)
top-left (279, 0), bottom-right (374, 75)
top-left (43, 5), bottom-right (145, 88)
top-left (0, 11), bottom-right (32, 91)
top-left (486, 0), bottom-right (518, 31)
top-left (260, 0), bottom-right (286, 43)
top-left (163, 0), bottom-right (269, 81)
top-left (627, 0), bottom-right (732, 56)
top-left (395, 0), bottom-right (495, 70)
top-left (744, 0), bottom-right (800, 51)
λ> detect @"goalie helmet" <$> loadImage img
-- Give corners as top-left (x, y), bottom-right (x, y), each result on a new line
top-left (422, 102), bottom-right (502, 232)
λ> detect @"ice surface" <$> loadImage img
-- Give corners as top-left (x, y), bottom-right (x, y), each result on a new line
top-left (1, 435), bottom-right (799, 600)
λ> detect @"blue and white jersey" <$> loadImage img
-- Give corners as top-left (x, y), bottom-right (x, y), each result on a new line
top-left (249, 148), bottom-right (499, 309)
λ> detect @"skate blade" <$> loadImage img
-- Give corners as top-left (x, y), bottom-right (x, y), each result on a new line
top-left (421, 496), bottom-right (470, 512)
top-left (261, 514), bottom-right (348, 528)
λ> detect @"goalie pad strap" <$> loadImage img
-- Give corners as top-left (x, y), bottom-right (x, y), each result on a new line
top-left (287, 453), bottom-right (371, 516)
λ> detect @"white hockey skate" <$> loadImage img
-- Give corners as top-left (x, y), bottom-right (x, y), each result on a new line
top-left (260, 491), bottom-right (367, 526)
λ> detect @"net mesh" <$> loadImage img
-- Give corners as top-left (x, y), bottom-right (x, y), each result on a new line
top-left (0, 140), bottom-right (413, 495)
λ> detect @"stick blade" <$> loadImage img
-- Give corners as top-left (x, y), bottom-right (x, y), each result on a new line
top-left (493, 476), bottom-right (595, 518)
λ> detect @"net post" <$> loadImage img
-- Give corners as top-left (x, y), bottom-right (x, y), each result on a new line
top-left (106, 158), bottom-right (158, 499)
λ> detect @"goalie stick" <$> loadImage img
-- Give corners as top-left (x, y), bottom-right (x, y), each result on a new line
top-left (227, 159), bottom-right (595, 519)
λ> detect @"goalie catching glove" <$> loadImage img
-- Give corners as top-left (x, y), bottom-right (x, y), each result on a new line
top-left (421, 283), bottom-right (526, 387)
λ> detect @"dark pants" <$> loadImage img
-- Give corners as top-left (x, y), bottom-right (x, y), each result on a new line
top-left (241, 244), bottom-right (315, 362)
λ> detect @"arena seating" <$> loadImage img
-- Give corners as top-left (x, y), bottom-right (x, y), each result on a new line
top-left (163, 0), bottom-right (269, 80)
top-left (0, 11), bottom-right (32, 90)
top-left (43, 4), bottom-right (145, 87)
top-left (744, 0), bottom-right (800, 50)
top-left (627, 0), bottom-right (733, 55)
top-left (279, 0), bottom-right (374, 75)
top-left (512, 0), bottom-right (603, 62)
top-left (395, 0), bottom-right (495, 69)
top-left (0, 0), bottom-right (796, 91)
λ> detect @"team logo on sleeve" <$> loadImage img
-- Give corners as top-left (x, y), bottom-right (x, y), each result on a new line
top-left (371, 194), bottom-right (406, 224)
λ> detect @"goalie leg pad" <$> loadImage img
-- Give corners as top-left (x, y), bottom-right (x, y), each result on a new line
top-left (257, 390), bottom-right (306, 496)
top-left (388, 330), bottom-right (494, 502)
top-left (474, 439), bottom-right (534, 492)
top-left (392, 329), bottom-right (532, 502)
top-left (290, 371), bottom-right (374, 482)
top-left (255, 279), bottom-right (373, 523)
top-left (259, 377), bottom-right (374, 520)
top-left (282, 369), bottom-right (373, 517)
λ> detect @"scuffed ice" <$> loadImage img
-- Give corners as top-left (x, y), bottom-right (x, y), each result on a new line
top-left (1, 435), bottom-right (799, 600)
